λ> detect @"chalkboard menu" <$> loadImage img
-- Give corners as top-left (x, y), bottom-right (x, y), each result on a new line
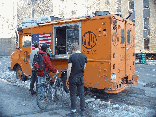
top-left (66, 29), bottom-right (79, 54)
top-left (67, 29), bottom-right (79, 40)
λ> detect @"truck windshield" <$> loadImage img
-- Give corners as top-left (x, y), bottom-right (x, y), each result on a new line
top-left (22, 36), bottom-right (31, 47)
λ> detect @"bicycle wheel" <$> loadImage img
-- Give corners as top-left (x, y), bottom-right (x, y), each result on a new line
top-left (36, 82), bottom-right (51, 110)
top-left (51, 78), bottom-right (64, 106)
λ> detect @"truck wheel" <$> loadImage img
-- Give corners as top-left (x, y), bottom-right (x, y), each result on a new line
top-left (16, 65), bottom-right (23, 79)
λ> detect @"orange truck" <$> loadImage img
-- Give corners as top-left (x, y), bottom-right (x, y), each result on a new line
top-left (10, 13), bottom-right (138, 93)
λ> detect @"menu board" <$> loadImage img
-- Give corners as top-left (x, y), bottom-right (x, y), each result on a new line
top-left (67, 29), bottom-right (79, 40)
top-left (66, 29), bottom-right (79, 54)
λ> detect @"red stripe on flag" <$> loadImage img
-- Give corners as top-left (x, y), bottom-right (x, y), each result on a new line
top-left (39, 42), bottom-right (51, 45)
top-left (39, 35), bottom-right (51, 38)
top-left (39, 33), bottom-right (51, 46)
top-left (39, 39), bottom-right (51, 41)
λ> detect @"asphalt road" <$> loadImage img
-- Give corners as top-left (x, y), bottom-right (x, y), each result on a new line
top-left (0, 78), bottom-right (73, 117)
top-left (0, 56), bottom-right (156, 117)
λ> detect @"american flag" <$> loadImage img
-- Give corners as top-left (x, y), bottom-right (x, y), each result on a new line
top-left (31, 33), bottom-right (51, 50)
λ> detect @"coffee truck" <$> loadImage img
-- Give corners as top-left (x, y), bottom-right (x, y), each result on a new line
top-left (10, 13), bottom-right (138, 93)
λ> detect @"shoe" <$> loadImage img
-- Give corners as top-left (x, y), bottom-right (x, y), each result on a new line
top-left (41, 99), bottom-right (48, 103)
top-left (31, 90), bottom-right (36, 95)
top-left (71, 109), bottom-right (76, 113)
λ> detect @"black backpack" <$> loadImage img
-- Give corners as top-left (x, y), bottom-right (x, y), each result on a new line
top-left (32, 53), bottom-right (46, 71)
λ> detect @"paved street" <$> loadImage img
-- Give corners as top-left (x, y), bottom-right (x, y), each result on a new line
top-left (0, 56), bottom-right (156, 117)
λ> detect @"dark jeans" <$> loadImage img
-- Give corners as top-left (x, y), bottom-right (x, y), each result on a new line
top-left (30, 70), bottom-right (37, 90)
top-left (69, 77), bottom-right (85, 111)
top-left (139, 58), bottom-right (142, 63)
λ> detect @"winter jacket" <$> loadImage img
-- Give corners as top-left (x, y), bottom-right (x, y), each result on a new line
top-left (29, 48), bottom-right (39, 68)
top-left (37, 50), bottom-right (57, 76)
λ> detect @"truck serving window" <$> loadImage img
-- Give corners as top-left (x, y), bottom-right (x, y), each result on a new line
top-left (22, 36), bottom-right (31, 47)
top-left (53, 23), bottom-right (81, 58)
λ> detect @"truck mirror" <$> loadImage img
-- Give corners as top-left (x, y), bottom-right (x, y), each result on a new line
top-left (15, 30), bottom-right (18, 43)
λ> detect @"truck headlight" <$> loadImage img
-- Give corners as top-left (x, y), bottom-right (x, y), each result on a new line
top-left (111, 74), bottom-right (116, 80)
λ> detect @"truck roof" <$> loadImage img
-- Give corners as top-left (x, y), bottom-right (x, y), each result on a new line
top-left (21, 14), bottom-right (134, 30)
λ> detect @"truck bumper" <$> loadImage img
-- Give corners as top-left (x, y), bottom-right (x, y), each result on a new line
top-left (105, 75), bottom-right (139, 93)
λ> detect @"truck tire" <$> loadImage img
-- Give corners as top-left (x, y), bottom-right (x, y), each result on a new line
top-left (16, 65), bottom-right (23, 79)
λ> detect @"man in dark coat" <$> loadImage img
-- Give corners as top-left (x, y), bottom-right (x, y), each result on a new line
top-left (67, 43), bottom-right (87, 113)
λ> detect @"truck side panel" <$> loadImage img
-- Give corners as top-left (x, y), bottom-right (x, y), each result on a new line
top-left (81, 17), bottom-right (111, 89)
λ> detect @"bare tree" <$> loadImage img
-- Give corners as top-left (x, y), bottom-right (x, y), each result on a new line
top-left (17, 0), bottom-right (54, 26)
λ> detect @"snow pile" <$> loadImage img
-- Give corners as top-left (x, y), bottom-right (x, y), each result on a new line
top-left (0, 70), bottom-right (31, 89)
top-left (0, 57), bottom-right (31, 89)
top-left (86, 99), bottom-right (156, 117)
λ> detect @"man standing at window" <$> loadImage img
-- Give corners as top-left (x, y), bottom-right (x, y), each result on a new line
top-left (67, 43), bottom-right (87, 114)
top-left (29, 42), bottom-right (39, 95)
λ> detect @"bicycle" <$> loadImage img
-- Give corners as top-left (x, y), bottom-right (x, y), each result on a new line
top-left (36, 71), bottom-right (66, 110)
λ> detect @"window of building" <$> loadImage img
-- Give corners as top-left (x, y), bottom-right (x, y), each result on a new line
top-left (144, 38), bottom-right (149, 50)
top-left (144, 18), bottom-right (150, 29)
top-left (129, 1), bottom-right (134, 10)
top-left (143, 0), bottom-right (149, 8)
top-left (143, 29), bottom-right (150, 39)
top-left (143, 8), bottom-right (150, 18)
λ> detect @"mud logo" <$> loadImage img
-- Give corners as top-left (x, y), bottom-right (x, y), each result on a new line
top-left (23, 51), bottom-right (29, 64)
top-left (112, 32), bottom-right (118, 47)
top-left (82, 31), bottom-right (97, 49)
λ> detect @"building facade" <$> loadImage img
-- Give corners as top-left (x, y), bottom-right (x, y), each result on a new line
top-left (134, 0), bottom-right (156, 53)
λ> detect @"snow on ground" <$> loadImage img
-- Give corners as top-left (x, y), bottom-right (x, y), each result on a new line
top-left (0, 56), bottom-right (156, 117)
